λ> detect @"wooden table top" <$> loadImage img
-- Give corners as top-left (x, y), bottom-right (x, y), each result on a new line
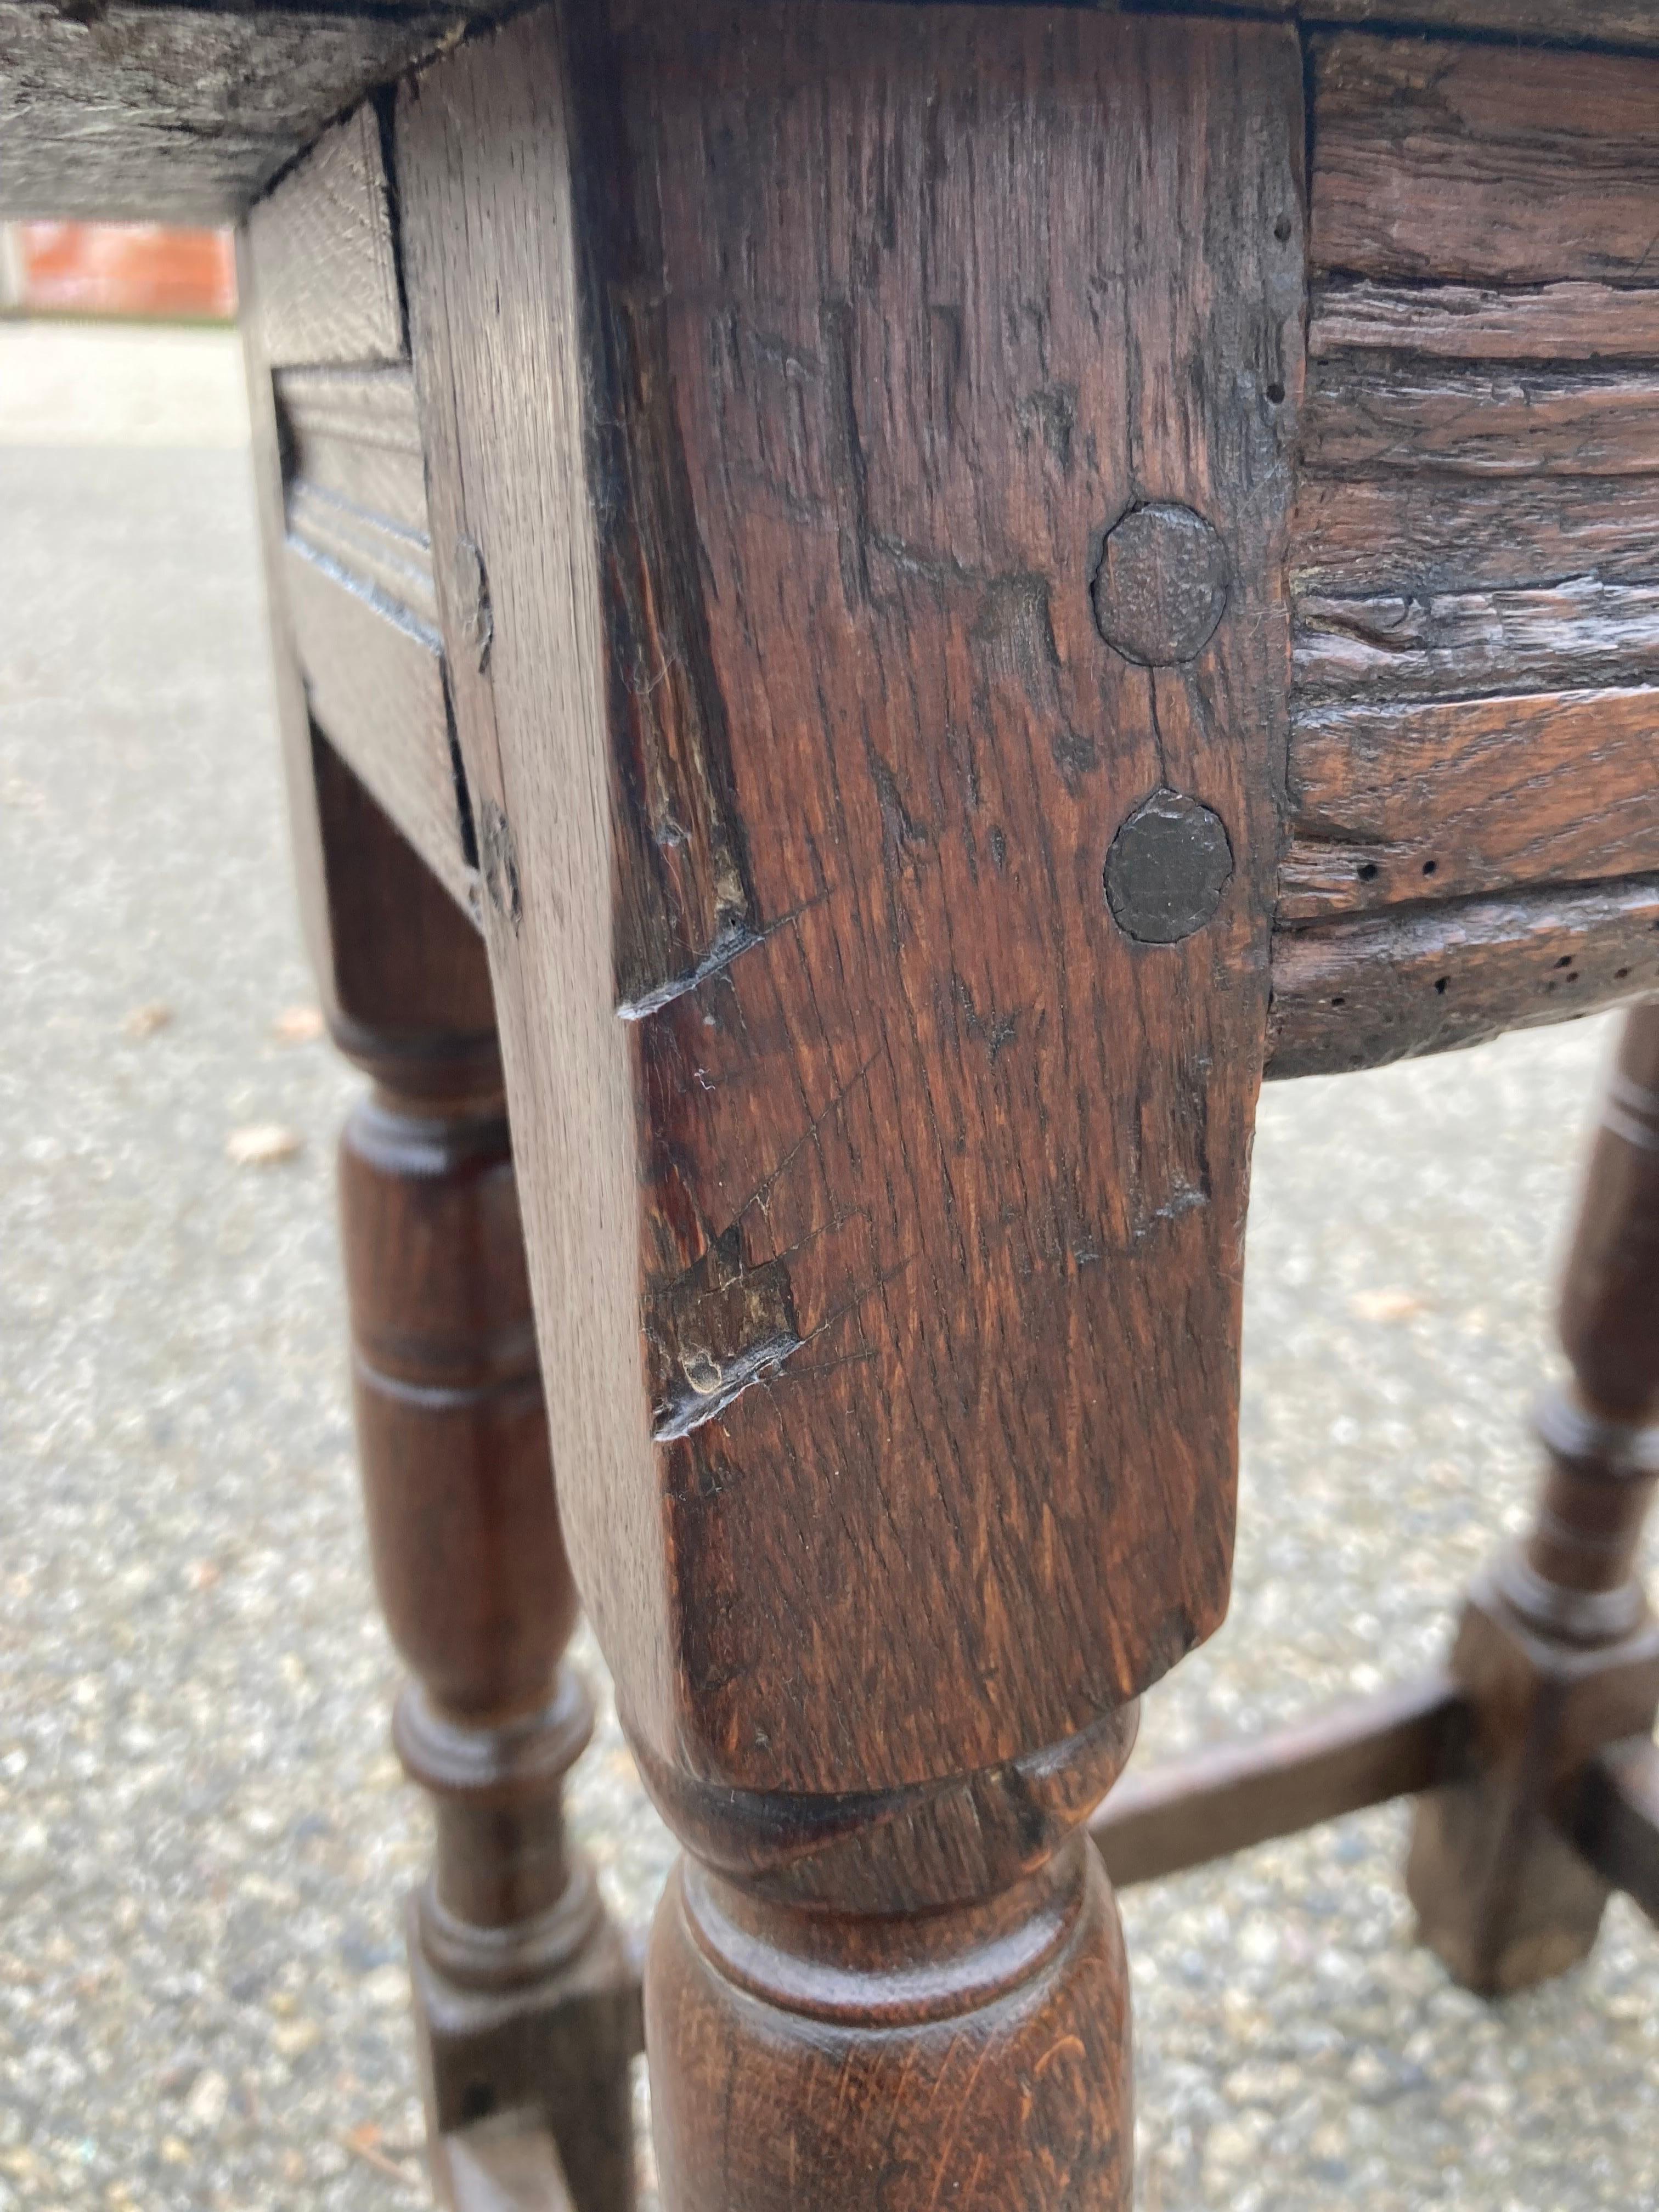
top-left (3, 0), bottom-right (1655, 226)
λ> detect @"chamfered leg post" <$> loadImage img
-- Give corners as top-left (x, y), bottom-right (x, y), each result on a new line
top-left (1408, 1001), bottom-right (1659, 1995)
top-left (393, 2), bottom-right (1305, 2201)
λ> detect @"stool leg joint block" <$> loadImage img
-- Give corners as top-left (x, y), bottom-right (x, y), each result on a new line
top-left (1561, 1734), bottom-right (1659, 1933)
top-left (409, 1893), bottom-right (643, 2212)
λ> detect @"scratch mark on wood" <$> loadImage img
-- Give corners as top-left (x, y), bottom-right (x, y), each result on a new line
top-left (647, 1224), bottom-right (803, 1443)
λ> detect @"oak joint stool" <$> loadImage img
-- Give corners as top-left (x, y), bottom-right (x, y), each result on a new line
top-left (9, 0), bottom-right (1659, 2200)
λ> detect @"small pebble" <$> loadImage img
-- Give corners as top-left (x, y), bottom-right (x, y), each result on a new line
top-left (224, 1122), bottom-right (303, 1166)
top-left (271, 1005), bottom-right (325, 1045)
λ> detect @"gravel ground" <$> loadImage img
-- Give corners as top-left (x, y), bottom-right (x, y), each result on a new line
top-left (2, 323), bottom-right (1656, 2212)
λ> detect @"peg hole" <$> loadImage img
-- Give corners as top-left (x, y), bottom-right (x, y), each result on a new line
top-left (460, 2083), bottom-right (496, 2125)
top-left (1329, 995), bottom-right (1346, 1007)
top-left (1421, 859), bottom-right (1437, 877)
top-left (1357, 861), bottom-right (1379, 881)
top-left (1274, 216), bottom-right (1293, 243)
top-left (1616, 967), bottom-right (1632, 980)
top-left (1555, 955), bottom-right (1574, 968)
top-left (1266, 380), bottom-right (1286, 405)
top-left (1434, 977), bottom-right (1449, 995)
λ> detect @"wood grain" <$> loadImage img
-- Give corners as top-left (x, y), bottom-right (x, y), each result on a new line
top-left (1303, 363), bottom-right (1659, 483)
top-left (1311, 33), bottom-right (1659, 287)
top-left (1293, 475), bottom-right (1659, 599)
top-left (247, 104), bottom-right (404, 368)
top-left (1296, 580), bottom-right (1659, 707)
top-left (1308, 0), bottom-right (1659, 43)
top-left (1280, 687), bottom-right (1659, 920)
top-left (1265, 876), bottom-right (1659, 1078)
top-left (1282, 25), bottom-right (1659, 1042)
top-left (0, 1), bottom-right (509, 224)
top-left (1311, 279), bottom-right (1659, 366)
top-left (1133, 0), bottom-right (1659, 44)
top-left (1091, 1675), bottom-right (1468, 1887)
top-left (399, 0), bottom-right (1304, 1800)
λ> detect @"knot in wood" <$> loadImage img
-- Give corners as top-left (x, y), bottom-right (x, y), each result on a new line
top-left (1104, 790), bottom-right (1233, 945)
top-left (1090, 501), bottom-right (1229, 666)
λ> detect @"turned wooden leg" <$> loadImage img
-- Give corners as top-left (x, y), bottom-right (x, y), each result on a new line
top-left (318, 755), bottom-right (642, 2209)
top-left (637, 1717), bottom-right (1137, 2208)
top-left (1408, 1002), bottom-right (1659, 1995)
top-left (337, 1007), bottom-right (639, 2211)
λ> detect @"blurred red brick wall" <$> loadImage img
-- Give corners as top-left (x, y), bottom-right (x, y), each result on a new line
top-left (3, 222), bottom-right (236, 320)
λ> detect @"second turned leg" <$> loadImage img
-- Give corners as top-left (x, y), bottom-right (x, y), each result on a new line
top-left (338, 1050), bottom-right (640, 2208)
top-left (1408, 1002), bottom-right (1659, 1994)
top-left (252, 738), bottom-right (641, 2207)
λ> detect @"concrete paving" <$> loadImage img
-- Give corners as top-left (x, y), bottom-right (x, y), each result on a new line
top-left (2, 323), bottom-right (1656, 2211)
